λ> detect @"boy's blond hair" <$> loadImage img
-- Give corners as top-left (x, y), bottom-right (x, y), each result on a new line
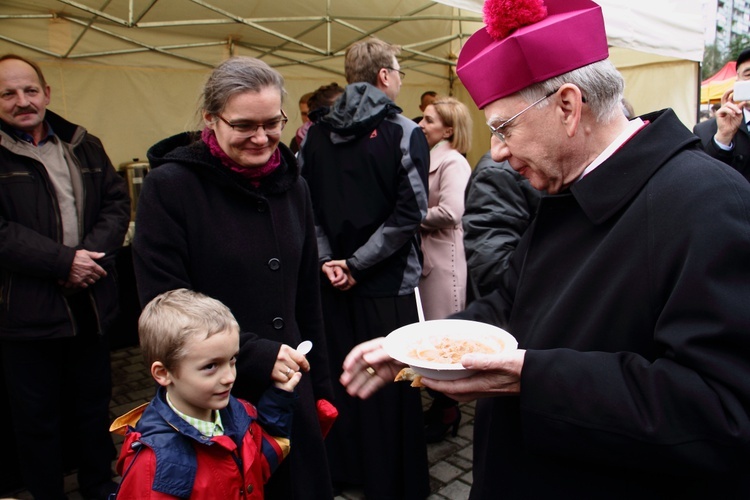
top-left (138, 289), bottom-right (239, 372)
top-left (344, 37), bottom-right (401, 85)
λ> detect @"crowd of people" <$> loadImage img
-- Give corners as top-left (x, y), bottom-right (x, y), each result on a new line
top-left (2, 0), bottom-right (750, 497)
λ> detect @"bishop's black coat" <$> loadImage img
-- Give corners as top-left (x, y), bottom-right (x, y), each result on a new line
top-left (458, 109), bottom-right (750, 498)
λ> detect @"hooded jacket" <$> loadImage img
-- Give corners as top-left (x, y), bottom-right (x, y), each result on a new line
top-left (112, 386), bottom-right (295, 499)
top-left (462, 152), bottom-right (542, 301)
top-left (0, 110), bottom-right (130, 339)
top-left (133, 134), bottom-right (334, 499)
top-left (299, 82), bottom-right (429, 297)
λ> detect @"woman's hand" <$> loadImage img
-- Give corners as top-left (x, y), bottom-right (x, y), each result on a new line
top-left (340, 337), bottom-right (405, 399)
top-left (271, 344), bottom-right (310, 385)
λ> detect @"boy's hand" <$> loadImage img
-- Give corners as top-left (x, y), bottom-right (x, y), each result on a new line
top-left (274, 370), bottom-right (302, 392)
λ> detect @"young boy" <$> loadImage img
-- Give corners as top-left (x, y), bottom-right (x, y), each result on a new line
top-left (110, 289), bottom-right (301, 498)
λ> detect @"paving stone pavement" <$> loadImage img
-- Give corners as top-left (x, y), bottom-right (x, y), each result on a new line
top-left (6, 345), bottom-right (475, 500)
top-left (334, 392), bottom-right (476, 500)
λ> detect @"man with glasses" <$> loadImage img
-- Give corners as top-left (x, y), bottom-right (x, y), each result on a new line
top-left (339, 0), bottom-right (750, 497)
top-left (299, 37), bottom-right (430, 498)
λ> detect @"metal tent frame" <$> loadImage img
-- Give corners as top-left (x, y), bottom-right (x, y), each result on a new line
top-left (0, 0), bottom-right (482, 82)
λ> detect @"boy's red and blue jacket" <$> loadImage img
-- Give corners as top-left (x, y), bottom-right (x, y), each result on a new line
top-left (111, 386), bottom-right (296, 499)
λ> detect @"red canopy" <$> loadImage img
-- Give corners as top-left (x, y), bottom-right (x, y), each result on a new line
top-left (701, 61), bottom-right (737, 103)
top-left (702, 61), bottom-right (737, 85)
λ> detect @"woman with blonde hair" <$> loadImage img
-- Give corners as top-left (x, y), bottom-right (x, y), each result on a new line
top-left (418, 95), bottom-right (472, 320)
top-left (418, 95), bottom-right (473, 442)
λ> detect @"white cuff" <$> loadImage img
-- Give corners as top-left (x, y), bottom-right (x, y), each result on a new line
top-left (713, 136), bottom-right (734, 151)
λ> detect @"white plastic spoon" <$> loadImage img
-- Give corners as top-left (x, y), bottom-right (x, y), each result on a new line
top-left (297, 340), bottom-right (313, 355)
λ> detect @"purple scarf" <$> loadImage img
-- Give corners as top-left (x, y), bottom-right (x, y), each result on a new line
top-left (201, 127), bottom-right (280, 186)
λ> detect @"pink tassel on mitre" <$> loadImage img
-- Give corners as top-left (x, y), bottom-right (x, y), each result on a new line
top-left (483, 0), bottom-right (548, 40)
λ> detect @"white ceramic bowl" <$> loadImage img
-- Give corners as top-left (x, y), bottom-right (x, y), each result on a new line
top-left (383, 319), bottom-right (517, 381)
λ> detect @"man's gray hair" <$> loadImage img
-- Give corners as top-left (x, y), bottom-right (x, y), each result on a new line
top-left (519, 59), bottom-right (625, 124)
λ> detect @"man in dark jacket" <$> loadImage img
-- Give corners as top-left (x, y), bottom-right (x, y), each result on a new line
top-left (0, 54), bottom-right (130, 499)
top-left (340, 0), bottom-right (750, 497)
top-left (299, 37), bottom-right (431, 498)
top-left (694, 47), bottom-right (750, 182)
top-left (412, 90), bottom-right (437, 123)
top-left (462, 151), bottom-right (541, 301)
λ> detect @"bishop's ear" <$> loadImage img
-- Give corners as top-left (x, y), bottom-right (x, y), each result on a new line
top-left (556, 84), bottom-right (585, 136)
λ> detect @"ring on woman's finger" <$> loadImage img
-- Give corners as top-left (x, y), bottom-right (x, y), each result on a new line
top-left (365, 367), bottom-right (376, 376)
top-left (285, 367), bottom-right (292, 377)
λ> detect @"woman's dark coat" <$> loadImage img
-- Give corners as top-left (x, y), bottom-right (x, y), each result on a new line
top-left (133, 133), bottom-right (334, 499)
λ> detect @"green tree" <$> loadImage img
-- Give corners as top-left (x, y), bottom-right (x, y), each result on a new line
top-left (702, 43), bottom-right (724, 79)
top-left (702, 35), bottom-right (750, 81)
top-left (727, 35), bottom-right (750, 63)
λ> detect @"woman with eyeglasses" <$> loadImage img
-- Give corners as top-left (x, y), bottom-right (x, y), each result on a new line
top-left (132, 56), bottom-right (336, 500)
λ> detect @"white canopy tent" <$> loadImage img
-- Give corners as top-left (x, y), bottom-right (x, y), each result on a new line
top-left (0, 0), bottom-right (710, 168)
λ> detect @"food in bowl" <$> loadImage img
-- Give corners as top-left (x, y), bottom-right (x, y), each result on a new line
top-left (407, 336), bottom-right (497, 364)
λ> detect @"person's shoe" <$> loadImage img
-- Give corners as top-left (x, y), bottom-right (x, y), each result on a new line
top-left (424, 405), bottom-right (461, 443)
top-left (80, 480), bottom-right (118, 500)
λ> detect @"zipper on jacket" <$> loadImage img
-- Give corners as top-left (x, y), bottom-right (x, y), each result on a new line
top-left (0, 171), bottom-right (33, 180)
top-left (88, 291), bottom-right (104, 336)
top-left (29, 156), bottom-right (65, 244)
top-left (63, 295), bottom-right (77, 336)
top-left (66, 144), bottom-right (87, 240)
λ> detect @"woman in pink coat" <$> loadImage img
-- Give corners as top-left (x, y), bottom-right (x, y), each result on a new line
top-left (417, 96), bottom-right (473, 443)
top-left (418, 96), bottom-right (473, 322)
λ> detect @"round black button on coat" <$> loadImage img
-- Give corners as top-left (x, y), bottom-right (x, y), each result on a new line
top-left (272, 317), bottom-right (284, 329)
top-left (268, 258), bottom-right (280, 270)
